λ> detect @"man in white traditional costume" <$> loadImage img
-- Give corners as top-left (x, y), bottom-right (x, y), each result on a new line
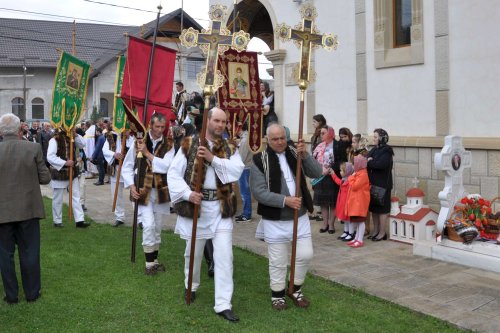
top-left (47, 129), bottom-right (90, 228)
top-left (250, 124), bottom-right (322, 310)
top-left (84, 120), bottom-right (97, 175)
top-left (103, 129), bottom-right (134, 227)
top-left (122, 113), bottom-right (174, 275)
top-left (168, 107), bottom-right (244, 323)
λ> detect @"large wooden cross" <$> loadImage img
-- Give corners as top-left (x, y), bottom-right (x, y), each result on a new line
top-left (276, 3), bottom-right (338, 86)
top-left (275, 3), bottom-right (338, 297)
top-left (178, 4), bottom-right (249, 306)
top-left (180, 4), bottom-right (249, 90)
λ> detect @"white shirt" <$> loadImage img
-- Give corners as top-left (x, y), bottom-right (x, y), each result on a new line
top-left (47, 134), bottom-right (85, 189)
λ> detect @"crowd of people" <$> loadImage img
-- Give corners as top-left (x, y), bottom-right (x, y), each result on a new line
top-left (0, 79), bottom-right (395, 322)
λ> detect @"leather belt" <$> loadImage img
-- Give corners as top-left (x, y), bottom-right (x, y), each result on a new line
top-left (202, 189), bottom-right (218, 201)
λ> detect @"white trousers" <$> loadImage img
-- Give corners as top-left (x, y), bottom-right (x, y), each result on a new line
top-left (184, 230), bottom-right (233, 313)
top-left (140, 200), bottom-right (165, 250)
top-left (52, 178), bottom-right (85, 224)
top-left (268, 238), bottom-right (313, 292)
top-left (110, 180), bottom-right (125, 221)
top-left (79, 174), bottom-right (86, 206)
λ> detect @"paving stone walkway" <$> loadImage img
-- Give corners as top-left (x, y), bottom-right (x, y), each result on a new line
top-left (41, 183), bottom-right (500, 332)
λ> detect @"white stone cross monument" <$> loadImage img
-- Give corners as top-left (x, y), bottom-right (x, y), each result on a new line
top-left (434, 136), bottom-right (472, 232)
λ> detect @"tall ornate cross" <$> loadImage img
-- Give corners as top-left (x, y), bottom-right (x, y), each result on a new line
top-left (434, 135), bottom-right (472, 232)
top-left (276, 3), bottom-right (338, 88)
top-left (180, 4), bottom-right (249, 92)
top-left (275, 2), bottom-right (338, 297)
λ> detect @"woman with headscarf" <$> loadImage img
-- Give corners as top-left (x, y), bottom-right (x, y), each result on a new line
top-left (367, 128), bottom-right (394, 241)
top-left (312, 125), bottom-right (339, 233)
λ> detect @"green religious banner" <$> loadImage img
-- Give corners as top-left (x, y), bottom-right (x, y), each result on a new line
top-left (113, 55), bottom-right (128, 133)
top-left (50, 52), bottom-right (90, 130)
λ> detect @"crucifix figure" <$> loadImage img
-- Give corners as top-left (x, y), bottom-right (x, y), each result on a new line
top-left (434, 135), bottom-right (472, 232)
top-left (275, 2), bottom-right (338, 301)
top-left (178, 4), bottom-right (249, 306)
top-left (276, 3), bottom-right (338, 86)
top-left (180, 5), bottom-right (249, 91)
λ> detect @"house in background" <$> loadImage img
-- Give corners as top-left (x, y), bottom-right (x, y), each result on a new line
top-left (390, 188), bottom-right (438, 245)
top-left (0, 9), bottom-right (204, 122)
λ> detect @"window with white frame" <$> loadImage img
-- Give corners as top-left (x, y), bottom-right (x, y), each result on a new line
top-left (32, 98), bottom-right (44, 119)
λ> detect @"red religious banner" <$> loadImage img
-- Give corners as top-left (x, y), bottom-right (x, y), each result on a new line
top-left (218, 49), bottom-right (263, 152)
top-left (121, 36), bottom-right (177, 135)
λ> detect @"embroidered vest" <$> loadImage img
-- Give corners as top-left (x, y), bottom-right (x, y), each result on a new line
top-left (135, 134), bottom-right (173, 206)
top-left (106, 133), bottom-right (129, 176)
top-left (253, 145), bottom-right (314, 220)
top-left (174, 135), bottom-right (237, 219)
top-left (50, 132), bottom-right (80, 181)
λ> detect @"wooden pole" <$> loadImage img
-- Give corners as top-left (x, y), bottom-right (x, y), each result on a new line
top-left (186, 88), bottom-right (212, 305)
top-left (131, 5), bottom-right (162, 263)
top-left (112, 135), bottom-right (127, 212)
top-left (288, 87), bottom-right (306, 295)
top-left (68, 130), bottom-right (74, 222)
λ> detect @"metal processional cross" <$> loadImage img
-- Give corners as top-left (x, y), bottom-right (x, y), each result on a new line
top-left (275, 2), bottom-right (338, 296)
top-left (179, 4), bottom-right (250, 305)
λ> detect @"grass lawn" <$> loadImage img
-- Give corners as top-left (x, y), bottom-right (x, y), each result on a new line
top-left (0, 198), bottom-right (466, 333)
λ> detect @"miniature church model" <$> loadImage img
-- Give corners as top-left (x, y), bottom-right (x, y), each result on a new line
top-left (390, 183), bottom-right (438, 244)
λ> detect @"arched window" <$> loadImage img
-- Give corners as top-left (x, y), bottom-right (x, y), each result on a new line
top-left (12, 97), bottom-right (24, 118)
top-left (410, 224), bottom-right (415, 239)
top-left (401, 221), bottom-right (406, 237)
top-left (100, 98), bottom-right (109, 117)
top-left (392, 220), bottom-right (398, 235)
top-left (32, 98), bottom-right (44, 119)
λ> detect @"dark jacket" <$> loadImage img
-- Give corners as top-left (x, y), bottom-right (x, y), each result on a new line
top-left (0, 134), bottom-right (51, 223)
top-left (367, 144), bottom-right (394, 190)
top-left (92, 134), bottom-right (106, 163)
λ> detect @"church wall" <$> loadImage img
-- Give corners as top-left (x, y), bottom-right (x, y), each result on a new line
top-left (364, 0), bottom-right (436, 137)
top-left (448, 1), bottom-right (500, 137)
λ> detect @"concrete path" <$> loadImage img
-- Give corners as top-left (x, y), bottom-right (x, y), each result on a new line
top-left (41, 182), bottom-right (500, 332)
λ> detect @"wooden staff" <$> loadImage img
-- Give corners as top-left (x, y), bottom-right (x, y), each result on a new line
top-left (288, 87), bottom-right (306, 295)
top-left (68, 130), bottom-right (74, 222)
top-left (186, 87), bottom-right (212, 304)
top-left (112, 135), bottom-right (127, 212)
top-left (131, 144), bottom-right (143, 263)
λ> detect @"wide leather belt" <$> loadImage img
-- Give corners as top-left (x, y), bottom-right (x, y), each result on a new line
top-left (202, 189), bottom-right (218, 201)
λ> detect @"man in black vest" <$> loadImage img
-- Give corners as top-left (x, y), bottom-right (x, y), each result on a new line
top-left (122, 114), bottom-right (175, 275)
top-left (250, 123), bottom-right (322, 311)
top-left (173, 81), bottom-right (188, 124)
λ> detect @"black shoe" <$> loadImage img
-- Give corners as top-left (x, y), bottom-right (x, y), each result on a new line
top-left (184, 289), bottom-right (196, 303)
top-left (372, 233), bottom-right (387, 241)
top-left (113, 220), bottom-right (124, 227)
top-left (76, 221), bottom-right (90, 228)
top-left (328, 228), bottom-right (336, 234)
top-left (3, 296), bottom-right (18, 305)
top-left (53, 223), bottom-right (64, 228)
top-left (27, 292), bottom-right (41, 303)
top-left (138, 222), bottom-right (143, 230)
top-left (217, 309), bottom-right (239, 322)
top-left (93, 182), bottom-right (104, 186)
top-left (82, 205), bottom-right (88, 212)
top-left (319, 226), bottom-right (329, 233)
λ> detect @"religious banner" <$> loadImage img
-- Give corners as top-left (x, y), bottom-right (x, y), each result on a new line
top-left (50, 51), bottom-right (90, 130)
top-left (112, 55), bottom-right (128, 133)
top-left (120, 36), bottom-right (177, 135)
top-left (218, 49), bottom-right (262, 152)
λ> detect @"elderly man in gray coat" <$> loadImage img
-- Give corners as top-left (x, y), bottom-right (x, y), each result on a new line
top-left (250, 123), bottom-right (322, 311)
top-left (0, 114), bottom-right (51, 304)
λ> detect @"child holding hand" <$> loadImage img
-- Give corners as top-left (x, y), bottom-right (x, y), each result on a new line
top-left (345, 155), bottom-right (371, 248)
top-left (331, 162), bottom-right (355, 241)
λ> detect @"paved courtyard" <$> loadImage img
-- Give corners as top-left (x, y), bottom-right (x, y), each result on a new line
top-left (41, 182), bottom-right (500, 333)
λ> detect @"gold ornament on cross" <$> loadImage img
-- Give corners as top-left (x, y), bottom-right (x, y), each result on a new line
top-left (180, 4), bottom-right (250, 91)
top-left (276, 2), bottom-right (338, 88)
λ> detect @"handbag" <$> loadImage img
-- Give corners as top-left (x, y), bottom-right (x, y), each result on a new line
top-left (370, 185), bottom-right (386, 206)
